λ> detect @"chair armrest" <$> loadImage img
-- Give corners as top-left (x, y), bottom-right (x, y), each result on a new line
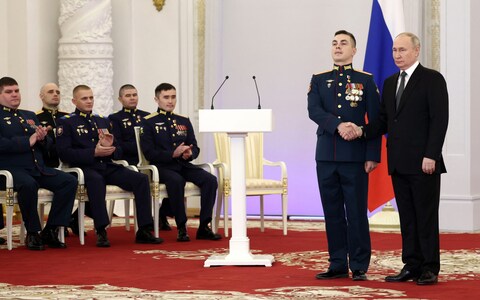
top-left (112, 160), bottom-right (138, 172)
top-left (213, 161), bottom-right (230, 178)
top-left (0, 170), bottom-right (13, 188)
top-left (263, 159), bottom-right (288, 179)
top-left (112, 159), bottom-right (129, 167)
top-left (136, 164), bottom-right (159, 183)
top-left (58, 167), bottom-right (85, 185)
top-left (194, 162), bottom-right (215, 174)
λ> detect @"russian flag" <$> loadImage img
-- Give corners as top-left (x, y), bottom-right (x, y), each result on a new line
top-left (364, 0), bottom-right (405, 213)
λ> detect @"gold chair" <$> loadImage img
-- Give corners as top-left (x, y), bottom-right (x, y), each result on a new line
top-left (0, 167), bottom-right (80, 250)
top-left (134, 126), bottom-right (215, 237)
top-left (63, 162), bottom-right (139, 245)
top-left (212, 132), bottom-right (288, 237)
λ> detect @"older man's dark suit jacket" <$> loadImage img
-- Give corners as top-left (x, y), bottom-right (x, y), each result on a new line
top-left (366, 64), bottom-right (448, 175)
top-left (365, 63), bottom-right (448, 274)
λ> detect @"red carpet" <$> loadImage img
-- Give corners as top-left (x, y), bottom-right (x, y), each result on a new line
top-left (1, 219), bottom-right (479, 299)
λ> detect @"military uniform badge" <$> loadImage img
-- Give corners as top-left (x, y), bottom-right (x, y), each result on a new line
top-left (345, 83), bottom-right (364, 107)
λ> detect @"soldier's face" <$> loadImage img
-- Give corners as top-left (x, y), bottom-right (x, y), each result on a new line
top-left (331, 34), bottom-right (356, 65)
top-left (72, 88), bottom-right (94, 113)
top-left (392, 35), bottom-right (419, 71)
top-left (155, 89), bottom-right (176, 112)
top-left (0, 84), bottom-right (21, 109)
top-left (40, 83), bottom-right (61, 108)
top-left (119, 88), bottom-right (138, 110)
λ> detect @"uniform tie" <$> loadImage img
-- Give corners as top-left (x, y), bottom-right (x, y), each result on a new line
top-left (396, 71), bottom-right (407, 109)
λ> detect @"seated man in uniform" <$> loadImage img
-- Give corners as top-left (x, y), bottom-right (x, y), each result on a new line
top-left (0, 76), bottom-right (77, 250)
top-left (140, 83), bottom-right (221, 242)
top-left (56, 84), bottom-right (163, 247)
top-left (109, 84), bottom-right (172, 231)
top-left (36, 82), bottom-right (68, 168)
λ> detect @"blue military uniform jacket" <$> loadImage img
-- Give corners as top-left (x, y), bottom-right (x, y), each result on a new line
top-left (0, 105), bottom-right (54, 176)
top-left (308, 64), bottom-right (381, 162)
top-left (108, 107), bottom-right (149, 165)
top-left (140, 108), bottom-right (200, 171)
top-left (56, 109), bottom-right (123, 169)
top-left (36, 107), bottom-right (68, 167)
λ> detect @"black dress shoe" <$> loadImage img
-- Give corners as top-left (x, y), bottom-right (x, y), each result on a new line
top-left (177, 226), bottom-right (190, 242)
top-left (352, 270), bottom-right (367, 281)
top-left (135, 228), bottom-right (163, 244)
top-left (196, 226), bottom-right (222, 240)
top-left (417, 270), bottom-right (438, 285)
top-left (96, 229), bottom-right (111, 248)
top-left (315, 269), bottom-right (349, 280)
top-left (385, 269), bottom-right (419, 282)
top-left (159, 215), bottom-right (172, 231)
top-left (0, 237), bottom-right (6, 245)
top-left (40, 228), bottom-right (67, 248)
top-left (26, 232), bottom-right (45, 251)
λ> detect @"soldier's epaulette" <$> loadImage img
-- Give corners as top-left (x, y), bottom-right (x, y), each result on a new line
top-left (93, 113), bottom-right (108, 119)
top-left (314, 70), bottom-right (331, 76)
top-left (145, 112), bottom-right (159, 120)
top-left (35, 110), bottom-right (43, 115)
top-left (356, 70), bottom-right (373, 76)
top-left (63, 113), bottom-right (76, 119)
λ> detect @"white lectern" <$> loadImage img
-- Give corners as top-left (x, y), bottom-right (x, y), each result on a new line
top-left (199, 109), bottom-right (275, 267)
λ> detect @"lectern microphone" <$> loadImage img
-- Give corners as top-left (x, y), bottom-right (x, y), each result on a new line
top-left (210, 75), bottom-right (229, 109)
top-left (252, 76), bottom-right (261, 109)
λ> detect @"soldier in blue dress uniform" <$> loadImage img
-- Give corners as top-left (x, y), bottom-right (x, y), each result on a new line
top-left (108, 84), bottom-right (149, 165)
top-left (56, 85), bottom-right (163, 247)
top-left (307, 31), bottom-right (381, 281)
top-left (35, 83), bottom-right (68, 168)
top-left (140, 83), bottom-right (221, 242)
top-left (0, 77), bottom-right (77, 250)
top-left (109, 84), bottom-right (173, 231)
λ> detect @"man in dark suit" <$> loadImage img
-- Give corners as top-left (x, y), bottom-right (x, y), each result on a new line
top-left (350, 32), bottom-right (449, 285)
top-left (307, 30), bottom-right (381, 281)
top-left (109, 84), bottom-right (173, 231)
top-left (0, 76), bottom-right (77, 250)
top-left (56, 84), bottom-right (163, 247)
top-left (140, 83), bottom-right (221, 242)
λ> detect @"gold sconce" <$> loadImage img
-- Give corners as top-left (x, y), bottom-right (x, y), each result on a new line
top-left (153, 0), bottom-right (166, 12)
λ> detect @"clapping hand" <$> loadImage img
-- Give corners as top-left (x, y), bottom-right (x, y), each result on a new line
top-left (99, 133), bottom-right (114, 147)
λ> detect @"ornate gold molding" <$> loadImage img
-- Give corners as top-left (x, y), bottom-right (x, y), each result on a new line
top-left (153, 0), bottom-right (166, 12)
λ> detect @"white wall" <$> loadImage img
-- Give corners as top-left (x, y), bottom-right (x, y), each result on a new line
top-left (111, 0), bottom-right (181, 114)
top-left (437, 0), bottom-right (480, 231)
top-left (0, 0), bottom-right (59, 112)
top-left (203, 0), bottom-right (372, 217)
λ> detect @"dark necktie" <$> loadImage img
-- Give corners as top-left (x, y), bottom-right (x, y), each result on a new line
top-left (396, 71), bottom-right (407, 109)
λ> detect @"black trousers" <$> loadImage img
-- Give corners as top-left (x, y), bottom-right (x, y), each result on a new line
top-left (316, 161), bottom-right (371, 272)
top-left (0, 169), bottom-right (77, 232)
top-left (157, 166), bottom-right (217, 228)
top-left (83, 164), bottom-right (153, 230)
top-left (391, 172), bottom-right (441, 275)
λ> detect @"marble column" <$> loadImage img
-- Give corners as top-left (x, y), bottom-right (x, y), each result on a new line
top-left (58, 0), bottom-right (114, 115)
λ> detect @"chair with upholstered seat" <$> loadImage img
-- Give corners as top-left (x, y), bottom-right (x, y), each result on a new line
top-left (212, 132), bottom-right (288, 237)
top-left (133, 126), bottom-right (215, 238)
top-left (0, 167), bottom-right (81, 250)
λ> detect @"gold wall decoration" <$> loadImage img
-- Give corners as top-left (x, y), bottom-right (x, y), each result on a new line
top-left (153, 0), bottom-right (166, 12)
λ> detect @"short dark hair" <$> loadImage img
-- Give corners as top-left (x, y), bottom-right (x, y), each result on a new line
top-left (335, 30), bottom-right (356, 48)
top-left (119, 84), bottom-right (136, 97)
top-left (0, 76), bottom-right (19, 93)
top-left (155, 83), bottom-right (176, 97)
